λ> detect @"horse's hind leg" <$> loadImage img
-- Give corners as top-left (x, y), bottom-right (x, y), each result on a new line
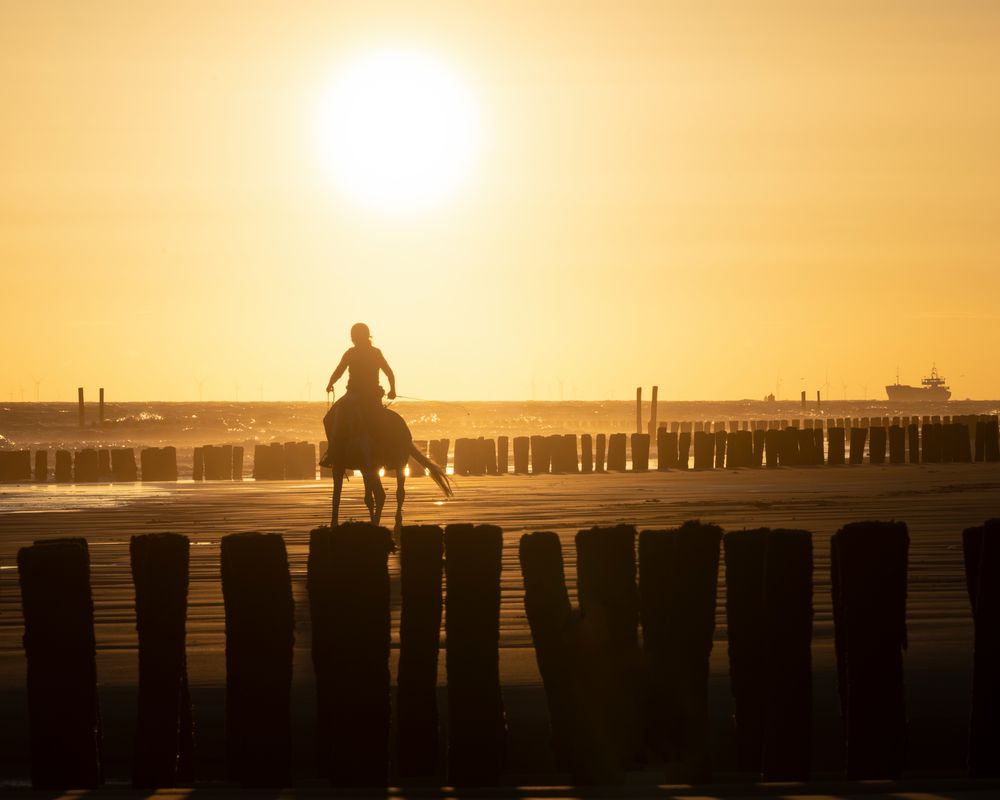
top-left (331, 473), bottom-right (343, 528)
top-left (394, 470), bottom-right (405, 535)
top-left (374, 474), bottom-right (387, 525)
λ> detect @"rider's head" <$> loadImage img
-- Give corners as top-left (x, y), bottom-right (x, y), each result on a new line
top-left (350, 322), bottom-right (371, 346)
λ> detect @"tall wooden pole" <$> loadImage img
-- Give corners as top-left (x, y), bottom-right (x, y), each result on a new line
top-left (99, 388), bottom-right (105, 426)
top-left (78, 388), bottom-right (85, 428)
top-left (636, 387), bottom-right (642, 435)
top-left (648, 385), bottom-right (659, 437)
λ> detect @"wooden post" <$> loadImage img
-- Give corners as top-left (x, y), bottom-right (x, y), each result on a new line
top-left (677, 431), bottom-right (691, 470)
top-left (657, 428), bottom-right (677, 470)
top-left (595, 433), bottom-right (607, 473)
top-left (55, 450), bottom-right (72, 482)
top-left (193, 448), bottom-right (204, 481)
top-left (648, 385), bottom-right (659, 437)
top-left (963, 519), bottom-right (1000, 777)
top-left (800, 390), bottom-right (806, 409)
top-left (220, 532), bottom-right (294, 787)
top-left (74, 449), bottom-right (99, 482)
top-left (519, 532), bottom-right (577, 772)
top-left (849, 427), bottom-right (867, 465)
top-left (636, 387), bottom-right (642, 434)
top-left (396, 526), bottom-right (444, 778)
top-left (713, 430), bottom-right (727, 469)
top-left (497, 436), bottom-right (509, 474)
top-left (831, 521), bottom-right (909, 779)
top-left (577, 525), bottom-right (640, 769)
top-left (99, 388), bottom-right (105, 426)
top-left (78, 387), bottom-right (84, 428)
top-left (580, 433), bottom-right (593, 474)
top-left (232, 445), bottom-right (244, 480)
top-left (630, 433), bottom-right (649, 472)
top-left (606, 433), bottom-right (627, 471)
top-left (33, 450), bottom-right (48, 482)
top-left (639, 522), bottom-right (723, 782)
top-left (869, 426), bottom-right (887, 465)
top-left (888, 425), bottom-right (905, 464)
top-left (130, 533), bottom-right (193, 788)
top-left (693, 431), bottom-right (714, 469)
top-left (445, 524), bottom-right (506, 786)
top-left (17, 538), bottom-right (102, 789)
top-left (308, 524), bottom-right (392, 785)
top-left (111, 449), bottom-right (138, 482)
top-left (828, 427), bottom-right (846, 465)
top-left (512, 436), bottom-right (529, 474)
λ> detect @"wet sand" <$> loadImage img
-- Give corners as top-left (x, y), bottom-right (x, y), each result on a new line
top-left (1, 464), bottom-right (998, 783)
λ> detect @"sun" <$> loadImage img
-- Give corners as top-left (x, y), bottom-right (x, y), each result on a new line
top-left (315, 48), bottom-right (481, 215)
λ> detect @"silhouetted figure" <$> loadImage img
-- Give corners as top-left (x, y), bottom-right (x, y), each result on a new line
top-left (321, 323), bottom-right (396, 469)
top-left (320, 323), bottom-right (450, 530)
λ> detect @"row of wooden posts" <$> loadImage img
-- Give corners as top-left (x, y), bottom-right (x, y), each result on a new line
top-left (2, 415), bottom-right (997, 483)
top-left (13, 518), bottom-right (1000, 789)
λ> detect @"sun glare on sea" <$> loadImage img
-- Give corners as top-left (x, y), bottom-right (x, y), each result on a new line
top-left (315, 48), bottom-right (481, 215)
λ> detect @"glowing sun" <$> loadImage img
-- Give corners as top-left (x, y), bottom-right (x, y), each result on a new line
top-left (315, 48), bottom-right (481, 215)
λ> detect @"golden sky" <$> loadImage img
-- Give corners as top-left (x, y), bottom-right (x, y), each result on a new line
top-left (3, 1), bottom-right (999, 401)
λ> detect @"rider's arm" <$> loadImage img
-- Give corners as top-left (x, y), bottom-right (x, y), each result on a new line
top-left (326, 351), bottom-right (350, 392)
top-left (379, 352), bottom-right (396, 399)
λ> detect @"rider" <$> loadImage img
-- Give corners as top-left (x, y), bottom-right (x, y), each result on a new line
top-left (320, 322), bottom-right (396, 467)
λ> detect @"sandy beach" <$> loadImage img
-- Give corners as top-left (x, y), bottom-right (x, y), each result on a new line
top-left (1, 464), bottom-right (997, 784)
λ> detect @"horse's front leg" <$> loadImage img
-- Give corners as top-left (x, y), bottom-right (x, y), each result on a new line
top-left (394, 471), bottom-right (406, 535)
top-left (331, 472), bottom-right (343, 528)
top-left (373, 473), bottom-right (387, 525)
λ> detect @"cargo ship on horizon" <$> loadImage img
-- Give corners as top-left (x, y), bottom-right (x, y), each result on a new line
top-left (885, 366), bottom-right (952, 402)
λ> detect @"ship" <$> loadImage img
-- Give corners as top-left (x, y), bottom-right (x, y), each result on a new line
top-left (885, 366), bottom-right (952, 402)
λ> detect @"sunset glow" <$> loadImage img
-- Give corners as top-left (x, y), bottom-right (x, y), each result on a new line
top-left (315, 48), bottom-right (481, 214)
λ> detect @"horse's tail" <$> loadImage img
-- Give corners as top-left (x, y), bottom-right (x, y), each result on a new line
top-left (411, 444), bottom-right (453, 498)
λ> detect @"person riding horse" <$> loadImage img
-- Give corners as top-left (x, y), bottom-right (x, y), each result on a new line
top-left (319, 322), bottom-right (396, 469)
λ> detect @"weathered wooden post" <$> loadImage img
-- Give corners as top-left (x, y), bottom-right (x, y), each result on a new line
top-left (512, 436), bottom-right (529, 474)
top-left (111, 449), bottom-right (138, 482)
top-left (831, 521), bottom-right (909, 779)
top-left (562, 434), bottom-right (579, 473)
top-left (193, 447), bottom-right (204, 481)
top-left (34, 450), bottom-right (48, 482)
top-left (823, 426), bottom-right (843, 465)
top-left (445, 524), bottom-right (506, 785)
top-left (18, 538), bottom-right (102, 789)
top-left (869, 426), bottom-right (887, 465)
top-left (752, 428), bottom-right (765, 467)
top-left (636, 387), bottom-right (642, 434)
top-left (130, 533), bottom-right (193, 788)
top-left (849, 427), bottom-right (867, 465)
top-left (577, 525), bottom-right (640, 770)
top-left (55, 450), bottom-right (72, 482)
top-left (78, 387), bottom-right (84, 428)
top-left (99, 388), bottom-right (105, 426)
top-left (630, 433), bottom-right (650, 472)
top-left (519, 532), bottom-right (577, 772)
top-left (907, 423), bottom-right (920, 464)
top-left (639, 522), bottom-right (723, 782)
top-left (714, 430), bottom-right (727, 469)
top-left (397, 525), bottom-right (444, 778)
top-left (693, 431), bottom-right (714, 470)
top-left (497, 436), bottom-right (509, 474)
top-left (530, 435), bottom-right (550, 475)
top-left (595, 433), bottom-right (607, 473)
top-left (888, 425), bottom-right (905, 464)
top-left (97, 449), bottom-right (111, 481)
top-left (220, 532), bottom-right (294, 787)
top-left (963, 518), bottom-right (1000, 777)
top-left (232, 445), bottom-right (244, 480)
top-left (648, 385), bottom-right (659, 437)
top-left (308, 524), bottom-right (392, 785)
top-left (677, 431), bottom-right (691, 470)
top-left (657, 428), bottom-right (677, 470)
top-left (580, 433), bottom-right (594, 473)
top-left (74, 449), bottom-right (99, 482)
top-left (986, 418), bottom-right (1000, 462)
top-left (606, 433), bottom-right (627, 472)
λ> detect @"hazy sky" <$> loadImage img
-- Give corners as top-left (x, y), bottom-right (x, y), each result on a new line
top-left (3, 1), bottom-right (999, 401)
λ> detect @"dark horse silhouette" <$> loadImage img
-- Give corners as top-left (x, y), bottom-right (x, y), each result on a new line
top-left (328, 406), bottom-right (451, 531)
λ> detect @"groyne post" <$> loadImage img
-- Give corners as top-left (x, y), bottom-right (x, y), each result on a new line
top-left (220, 532), bottom-right (294, 787)
top-left (639, 522), bottom-right (722, 783)
top-left (444, 524), bottom-right (506, 785)
top-left (17, 538), bottom-right (102, 789)
top-left (308, 524), bottom-right (392, 785)
top-left (130, 533), bottom-right (193, 788)
top-left (831, 521), bottom-right (909, 779)
top-left (396, 526), bottom-right (444, 778)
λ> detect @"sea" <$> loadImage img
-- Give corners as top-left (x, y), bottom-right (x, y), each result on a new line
top-left (2, 399), bottom-right (997, 452)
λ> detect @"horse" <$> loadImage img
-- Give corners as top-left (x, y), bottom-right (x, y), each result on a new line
top-left (327, 406), bottom-right (452, 532)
